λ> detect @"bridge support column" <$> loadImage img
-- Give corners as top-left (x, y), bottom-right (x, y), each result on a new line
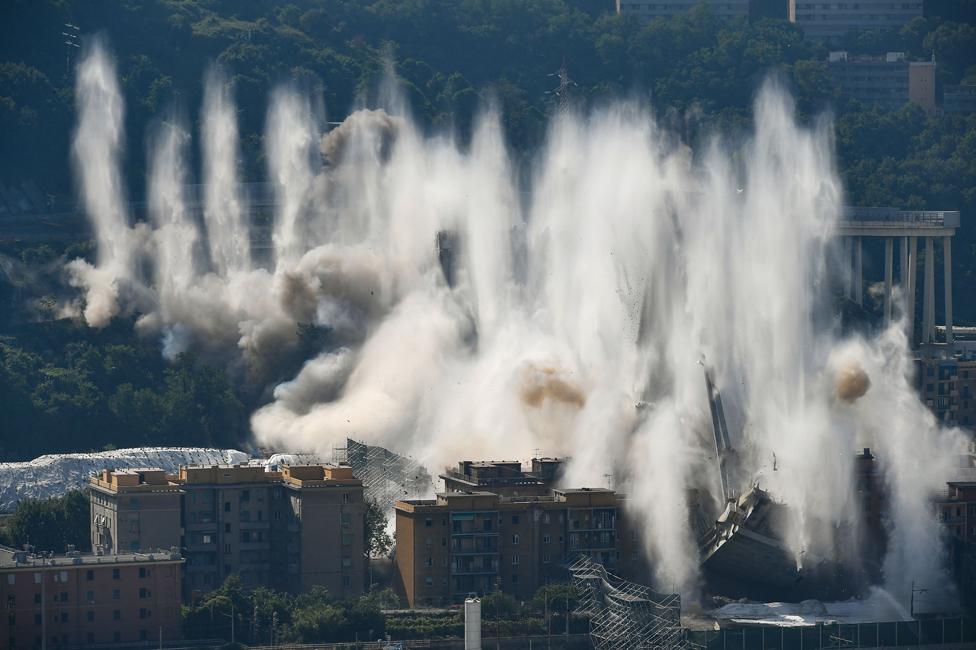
top-left (944, 236), bottom-right (953, 345)
top-left (907, 236), bottom-right (917, 343)
top-left (854, 237), bottom-right (863, 307)
top-left (900, 237), bottom-right (909, 288)
top-left (884, 238), bottom-right (894, 324)
top-left (844, 237), bottom-right (853, 300)
top-left (923, 237), bottom-right (935, 343)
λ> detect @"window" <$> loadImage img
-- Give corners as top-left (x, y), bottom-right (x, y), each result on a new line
top-left (425, 518), bottom-right (433, 528)
top-left (257, 510), bottom-right (263, 521)
top-left (139, 608), bottom-right (149, 619)
top-left (224, 544), bottom-right (231, 553)
top-left (342, 533), bottom-right (353, 546)
top-left (85, 569), bottom-right (94, 581)
top-left (543, 553), bottom-right (551, 563)
top-left (7, 595), bottom-right (14, 607)
top-left (512, 534), bottom-right (520, 545)
top-left (512, 574), bottom-right (519, 584)
top-left (60, 613), bottom-right (68, 623)
top-left (512, 553), bottom-right (520, 565)
top-left (225, 523), bottom-right (231, 533)
top-left (543, 513), bottom-right (550, 524)
top-left (139, 567), bottom-right (148, 578)
top-left (112, 589), bottom-right (120, 600)
top-left (59, 592), bottom-right (67, 603)
top-left (59, 570), bottom-right (67, 583)
top-left (112, 568), bottom-right (120, 580)
top-left (342, 556), bottom-right (352, 568)
top-left (139, 587), bottom-right (148, 599)
top-left (86, 590), bottom-right (94, 603)
top-left (425, 576), bottom-right (433, 586)
top-left (202, 534), bottom-right (212, 544)
top-left (342, 513), bottom-right (352, 528)
top-left (87, 611), bottom-right (94, 623)
top-left (224, 502), bottom-right (231, 512)
top-left (442, 537), bottom-right (447, 546)
top-left (342, 492), bottom-right (350, 503)
top-left (34, 594), bottom-right (41, 605)
top-left (343, 575), bottom-right (352, 587)
top-left (241, 489), bottom-right (250, 502)
top-left (425, 556), bottom-right (432, 567)
top-left (5, 574), bottom-right (13, 585)
top-left (512, 515), bottom-right (520, 524)
top-left (35, 614), bottom-right (42, 625)
top-left (33, 573), bottom-right (41, 584)
top-left (543, 535), bottom-right (550, 544)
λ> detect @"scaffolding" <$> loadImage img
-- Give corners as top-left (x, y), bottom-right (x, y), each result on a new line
top-left (344, 438), bottom-right (434, 509)
top-left (569, 555), bottom-right (694, 650)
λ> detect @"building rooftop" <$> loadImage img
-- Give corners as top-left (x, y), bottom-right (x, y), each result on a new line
top-left (90, 463), bottom-right (361, 491)
top-left (0, 545), bottom-right (182, 570)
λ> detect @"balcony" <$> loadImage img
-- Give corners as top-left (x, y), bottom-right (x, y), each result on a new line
top-left (451, 546), bottom-right (499, 556)
top-left (451, 566), bottom-right (499, 576)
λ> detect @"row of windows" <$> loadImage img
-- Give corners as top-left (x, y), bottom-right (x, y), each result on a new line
top-left (6, 585), bottom-right (155, 608)
top-left (6, 566), bottom-right (153, 586)
top-left (10, 607), bottom-right (154, 627)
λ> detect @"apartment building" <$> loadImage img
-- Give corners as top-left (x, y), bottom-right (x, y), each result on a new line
top-left (616, 0), bottom-right (749, 20)
top-left (828, 51), bottom-right (936, 113)
top-left (90, 463), bottom-right (365, 600)
top-left (90, 469), bottom-right (183, 554)
top-left (938, 482), bottom-right (976, 543)
top-left (917, 343), bottom-right (976, 430)
top-left (440, 458), bottom-right (564, 497)
top-left (395, 459), bottom-right (641, 607)
top-left (944, 84), bottom-right (976, 114)
top-left (0, 545), bottom-right (182, 650)
top-left (790, 1), bottom-right (923, 39)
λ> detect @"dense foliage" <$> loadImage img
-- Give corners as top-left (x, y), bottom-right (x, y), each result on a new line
top-left (0, 321), bottom-right (247, 460)
top-left (182, 576), bottom-right (396, 644)
top-left (181, 576), bottom-right (583, 642)
top-left (0, 490), bottom-right (90, 553)
top-left (0, 1), bottom-right (974, 457)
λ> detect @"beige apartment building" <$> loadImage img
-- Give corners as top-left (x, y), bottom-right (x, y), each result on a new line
top-left (395, 460), bottom-right (642, 607)
top-left (90, 463), bottom-right (365, 600)
top-left (0, 545), bottom-right (182, 650)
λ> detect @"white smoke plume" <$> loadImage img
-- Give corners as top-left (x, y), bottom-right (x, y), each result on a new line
top-left (66, 44), bottom-right (967, 603)
top-left (202, 65), bottom-right (250, 276)
top-left (66, 39), bottom-right (148, 326)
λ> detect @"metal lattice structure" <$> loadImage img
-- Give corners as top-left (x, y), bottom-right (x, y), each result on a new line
top-left (345, 438), bottom-right (434, 509)
top-left (570, 555), bottom-right (694, 650)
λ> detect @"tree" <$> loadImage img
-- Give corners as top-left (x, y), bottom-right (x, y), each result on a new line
top-left (364, 497), bottom-right (393, 557)
top-left (3, 490), bottom-right (91, 552)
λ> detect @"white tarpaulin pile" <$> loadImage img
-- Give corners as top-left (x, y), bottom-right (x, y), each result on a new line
top-left (0, 447), bottom-right (249, 512)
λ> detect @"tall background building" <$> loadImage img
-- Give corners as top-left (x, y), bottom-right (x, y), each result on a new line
top-left (828, 51), bottom-right (937, 113)
top-left (616, 0), bottom-right (750, 20)
top-left (790, 1), bottom-right (923, 39)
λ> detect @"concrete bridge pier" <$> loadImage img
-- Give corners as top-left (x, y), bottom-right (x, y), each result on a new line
top-left (884, 237), bottom-right (894, 324)
top-left (944, 235), bottom-right (953, 344)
